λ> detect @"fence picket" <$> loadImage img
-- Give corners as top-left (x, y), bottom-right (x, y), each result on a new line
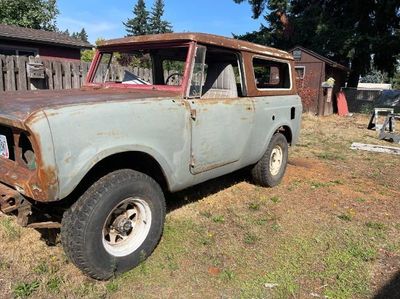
top-left (17, 57), bottom-right (28, 91)
top-left (5, 56), bottom-right (16, 91)
top-left (53, 61), bottom-right (62, 90)
top-left (63, 61), bottom-right (72, 89)
top-left (0, 55), bottom-right (158, 92)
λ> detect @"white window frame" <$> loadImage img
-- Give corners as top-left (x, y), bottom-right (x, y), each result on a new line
top-left (295, 66), bottom-right (306, 79)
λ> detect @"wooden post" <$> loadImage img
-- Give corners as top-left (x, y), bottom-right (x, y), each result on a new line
top-left (17, 56), bottom-right (28, 91)
top-left (63, 61), bottom-right (72, 89)
top-left (5, 56), bottom-right (16, 91)
top-left (53, 61), bottom-right (62, 90)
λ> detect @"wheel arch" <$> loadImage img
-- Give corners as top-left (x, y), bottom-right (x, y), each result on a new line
top-left (275, 125), bottom-right (293, 145)
top-left (59, 150), bottom-right (173, 204)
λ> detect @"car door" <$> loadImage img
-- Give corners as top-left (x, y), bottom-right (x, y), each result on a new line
top-left (188, 97), bottom-right (254, 174)
top-left (186, 46), bottom-right (255, 174)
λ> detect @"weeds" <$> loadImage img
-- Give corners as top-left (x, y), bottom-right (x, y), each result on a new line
top-left (13, 281), bottom-right (39, 298)
top-left (0, 218), bottom-right (21, 240)
top-left (316, 152), bottom-right (346, 161)
top-left (221, 269), bottom-right (235, 281)
top-left (33, 261), bottom-right (49, 275)
top-left (244, 233), bottom-right (259, 245)
top-left (248, 202), bottom-right (260, 211)
top-left (106, 280), bottom-right (119, 293)
top-left (211, 215), bottom-right (225, 223)
top-left (365, 221), bottom-right (385, 230)
top-left (337, 213), bottom-right (352, 222)
top-left (47, 276), bottom-right (63, 293)
top-left (270, 196), bottom-right (280, 203)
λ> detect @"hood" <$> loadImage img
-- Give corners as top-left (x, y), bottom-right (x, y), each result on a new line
top-left (0, 88), bottom-right (180, 128)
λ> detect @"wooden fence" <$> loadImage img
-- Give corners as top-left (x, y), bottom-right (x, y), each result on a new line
top-left (0, 55), bottom-right (166, 92)
top-left (0, 55), bottom-right (91, 92)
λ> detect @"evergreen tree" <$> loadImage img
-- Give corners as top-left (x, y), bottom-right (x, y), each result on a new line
top-left (124, 0), bottom-right (150, 36)
top-left (149, 0), bottom-right (172, 34)
top-left (78, 28), bottom-right (89, 42)
top-left (70, 28), bottom-right (89, 42)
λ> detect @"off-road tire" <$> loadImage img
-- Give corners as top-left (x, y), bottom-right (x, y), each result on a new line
top-left (251, 133), bottom-right (288, 187)
top-left (61, 169), bottom-right (166, 280)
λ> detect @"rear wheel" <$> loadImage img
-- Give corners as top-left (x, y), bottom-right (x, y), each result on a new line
top-left (251, 133), bottom-right (288, 187)
top-left (61, 169), bottom-right (165, 280)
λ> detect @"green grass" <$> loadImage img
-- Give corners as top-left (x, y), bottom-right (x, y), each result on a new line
top-left (311, 180), bottom-right (343, 189)
top-left (270, 196), bottom-right (280, 203)
top-left (13, 281), bottom-right (40, 298)
top-left (211, 215), bottom-right (225, 223)
top-left (33, 261), bottom-right (49, 275)
top-left (337, 213), bottom-right (352, 222)
top-left (244, 233), bottom-right (259, 245)
top-left (248, 202), bottom-right (261, 211)
top-left (105, 280), bottom-right (119, 293)
top-left (240, 228), bottom-right (379, 299)
top-left (0, 217), bottom-right (21, 240)
top-left (365, 221), bottom-right (385, 230)
top-left (47, 276), bottom-right (63, 293)
top-left (316, 152), bottom-right (346, 161)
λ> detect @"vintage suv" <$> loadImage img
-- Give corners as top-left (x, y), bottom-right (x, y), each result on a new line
top-left (0, 33), bottom-right (301, 279)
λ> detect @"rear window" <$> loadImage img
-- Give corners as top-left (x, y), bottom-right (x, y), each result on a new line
top-left (253, 57), bottom-right (291, 89)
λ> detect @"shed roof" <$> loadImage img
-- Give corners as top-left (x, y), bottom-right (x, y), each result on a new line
top-left (289, 46), bottom-right (349, 71)
top-left (99, 32), bottom-right (293, 60)
top-left (0, 24), bottom-right (93, 49)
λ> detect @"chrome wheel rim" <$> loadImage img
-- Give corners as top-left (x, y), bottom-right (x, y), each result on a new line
top-left (102, 197), bottom-right (152, 257)
top-left (269, 145), bottom-right (283, 176)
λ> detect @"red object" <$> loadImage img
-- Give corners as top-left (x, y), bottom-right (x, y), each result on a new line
top-left (337, 91), bottom-right (349, 116)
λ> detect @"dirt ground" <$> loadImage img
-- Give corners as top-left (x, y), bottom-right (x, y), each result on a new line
top-left (0, 113), bottom-right (399, 299)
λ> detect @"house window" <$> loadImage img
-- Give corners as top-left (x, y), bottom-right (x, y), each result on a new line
top-left (0, 45), bottom-right (38, 56)
top-left (252, 57), bottom-right (291, 89)
top-left (295, 66), bottom-right (305, 79)
top-left (293, 50), bottom-right (302, 61)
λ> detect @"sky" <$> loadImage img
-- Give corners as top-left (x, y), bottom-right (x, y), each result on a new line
top-left (56, 0), bottom-right (264, 44)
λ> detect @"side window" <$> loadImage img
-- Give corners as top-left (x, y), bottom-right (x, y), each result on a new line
top-left (187, 47), bottom-right (244, 99)
top-left (253, 57), bottom-right (291, 89)
top-left (188, 46), bottom-right (206, 98)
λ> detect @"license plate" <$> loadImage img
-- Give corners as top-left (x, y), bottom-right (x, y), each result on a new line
top-left (0, 135), bottom-right (9, 159)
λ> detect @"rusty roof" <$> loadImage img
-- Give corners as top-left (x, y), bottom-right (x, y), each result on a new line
top-left (289, 46), bottom-right (349, 71)
top-left (0, 24), bottom-right (93, 49)
top-left (99, 32), bottom-right (293, 60)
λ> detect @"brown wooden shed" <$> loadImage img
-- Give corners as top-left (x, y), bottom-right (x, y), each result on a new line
top-left (289, 46), bottom-right (349, 115)
top-left (0, 24), bottom-right (92, 61)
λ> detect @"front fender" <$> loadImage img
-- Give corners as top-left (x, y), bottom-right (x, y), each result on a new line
top-left (57, 145), bottom-right (175, 200)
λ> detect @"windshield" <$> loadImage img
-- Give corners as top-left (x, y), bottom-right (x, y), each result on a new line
top-left (91, 46), bottom-right (189, 88)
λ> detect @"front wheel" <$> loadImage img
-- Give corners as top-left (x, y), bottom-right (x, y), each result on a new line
top-left (251, 132), bottom-right (288, 187)
top-left (61, 169), bottom-right (166, 280)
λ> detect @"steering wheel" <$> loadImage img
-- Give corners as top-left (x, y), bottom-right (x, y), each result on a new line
top-left (165, 73), bottom-right (183, 85)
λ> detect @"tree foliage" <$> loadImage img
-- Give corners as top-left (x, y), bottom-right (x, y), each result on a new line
top-left (234, 0), bottom-right (400, 87)
top-left (149, 0), bottom-right (172, 34)
top-left (71, 28), bottom-right (89, 42)
top-left (124, 0), bottom-right (173, 36)
top-left (0, 0), bottom-right (59, 31)
top-left (81, 38), bottom-right (104, 62)
top-left (124, 0), bottom-right (150, 36)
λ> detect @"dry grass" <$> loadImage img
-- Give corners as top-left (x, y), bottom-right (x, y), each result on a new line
top-left (1, 113), bottom-right (399, 299)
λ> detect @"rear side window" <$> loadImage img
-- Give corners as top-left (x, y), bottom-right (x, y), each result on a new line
top-left (253, 57), bottom-right (291, 89)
